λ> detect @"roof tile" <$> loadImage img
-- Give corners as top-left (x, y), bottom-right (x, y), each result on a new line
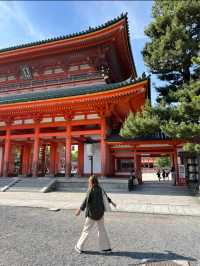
top-left (0, 77), bottom-right (147, 105)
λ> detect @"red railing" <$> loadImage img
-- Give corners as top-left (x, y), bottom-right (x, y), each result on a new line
top-left (0, 72), bottom-right (103, 94)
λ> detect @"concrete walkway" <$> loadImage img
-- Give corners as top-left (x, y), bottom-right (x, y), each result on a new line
top-left (0, 180), bottom-right (200, 217)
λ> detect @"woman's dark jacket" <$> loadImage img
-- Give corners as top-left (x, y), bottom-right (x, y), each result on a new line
top-left (80, 185), bottom-right (111, 220)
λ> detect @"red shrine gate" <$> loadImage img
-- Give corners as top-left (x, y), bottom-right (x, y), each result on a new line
top-left (0, 14), bottom-right (184, 184)
top-left (0, 78), bottom-right (149, 178)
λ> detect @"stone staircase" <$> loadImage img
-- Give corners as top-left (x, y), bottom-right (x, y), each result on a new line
top-left (55, 178), bottom-right (129, 192)
top-left (133, 180), bottom-right (190, 196)
top-left (6, 178), bottom-right (56, 192)
top-left (0, 177), bottom-right (129, 193)
top-left (0, 178), bottom-right (18, 192)
top-left (1, 178), bottom-right (189, 194)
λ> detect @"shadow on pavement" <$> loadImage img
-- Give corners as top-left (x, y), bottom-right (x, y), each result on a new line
top-left (83, 250), bottom-right (196, 263)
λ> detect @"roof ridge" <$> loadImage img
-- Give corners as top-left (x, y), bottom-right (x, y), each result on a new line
top-left (0, 13), bottom-right (128, 54)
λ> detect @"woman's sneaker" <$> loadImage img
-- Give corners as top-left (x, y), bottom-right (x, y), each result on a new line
top-left (75, 245), bottom-right (83, 254)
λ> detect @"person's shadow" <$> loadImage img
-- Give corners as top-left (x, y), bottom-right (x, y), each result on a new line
top-left (83, 250), bottom-right (196, 264)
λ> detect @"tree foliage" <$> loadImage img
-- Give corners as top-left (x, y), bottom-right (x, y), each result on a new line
top-left (143, 0), bottom-right (200, 103)
top-left (155, 157), bottom-right (171, 169)
top-left (72, 150), bottom-right (78, 161)
top-left (120, 102), bottom-right (160, 137)
top-left (121, 76), bottom-right (200, 151)
top-left (121, 0), bottom-right (200, 153)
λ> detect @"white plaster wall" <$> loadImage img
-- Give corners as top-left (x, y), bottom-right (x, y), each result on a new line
top-left (84, 143), bottom-right (100, 174)
top-left (42, 117), bottom-right (52, 123)
top-left (24, 119), bottom-right (34, 124)
top-left (87, 114), bottom-right (99, 119)
top-left (55, 117), bottom-right (65, 122)
top-left (73, 115), bottom-right (85, 120)
top-left (13, 120), bottom-right (22, 125)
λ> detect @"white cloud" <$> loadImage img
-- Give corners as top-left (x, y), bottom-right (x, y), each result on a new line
top-left (0, 1), bottom-right (45, 42)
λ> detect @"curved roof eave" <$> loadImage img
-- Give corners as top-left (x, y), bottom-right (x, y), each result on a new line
top-left (0, 77), bottom-right (148, 107)
top-left (0, 13), bottom-right (137, 78)
top-left (0, 13), bottom-right (127, 53)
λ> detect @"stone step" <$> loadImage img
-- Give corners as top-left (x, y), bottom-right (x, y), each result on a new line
top-left (55, 180), bottom-right (129, 192)
top-left (0, 178), bottom-right (14, 189)
top-left (7, 178), bottom-right (55, 192)
top-left (133, 184), bottom-right (189, 196)
top-left (0, 178), bottom-right (19, 191)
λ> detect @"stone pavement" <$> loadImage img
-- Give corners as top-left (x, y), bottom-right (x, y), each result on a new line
top-left (1, 207), bottom-right (199, 266)
top-left (0, 180), bottom-right (200, 217)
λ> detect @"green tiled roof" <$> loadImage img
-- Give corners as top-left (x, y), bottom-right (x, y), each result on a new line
top-left (0, 77), bottom-right (148, 105)
top-left (106, 132), bottom-right (170, 142)
top-left (0, 13), bottom-right (128, 54)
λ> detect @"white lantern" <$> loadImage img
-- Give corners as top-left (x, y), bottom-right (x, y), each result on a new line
top-left (87, 144), bottom-right (94, 156)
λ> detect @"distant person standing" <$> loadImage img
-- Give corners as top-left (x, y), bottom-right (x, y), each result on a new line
top-left (128, 172), bottom-right (134, 191)
top-left (162, 169), bottom-right (166, 181)
top-left (165, 170), bottom-right (169, 180)
top-left (171, 166), bottom-right (176, 185)
top-left (156, 169), bottom-right (161, 181)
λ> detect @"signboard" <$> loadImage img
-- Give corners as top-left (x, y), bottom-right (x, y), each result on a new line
top-left (20, 65), bottom-right (32, 80)
top-left (178, 164), bottom-right (185, 179)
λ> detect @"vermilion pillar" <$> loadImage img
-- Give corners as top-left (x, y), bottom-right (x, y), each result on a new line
top-left (78, 142), bottom-right (84, 176)
top-left (27, 145), bottom-right (32, 175)
top-left (173, 146), bottom-right (179, 185)
top-left (100, 117), bottom-right (107, 177)
top-left (0, 145), bottom-right (3, 176)
top-left (65, 124), bottom-right (72, 177)
top-left (19, 146), bottom-right (23, 175)
top-left (3, 129), bottom-right (11, 177)
top-left (170, 153), bottom-right (174, 169)
top-left (137, 155), bottom-right (142, 184)
top-left (134, 153), bottom-right (142, 184)
top-left (133, 149), bottom-right (137, 173)
top-left (32, 127), bottom-right (40, 177)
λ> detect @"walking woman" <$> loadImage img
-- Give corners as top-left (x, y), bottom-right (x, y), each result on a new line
top-left (75, 175), bottom-right (116, 254)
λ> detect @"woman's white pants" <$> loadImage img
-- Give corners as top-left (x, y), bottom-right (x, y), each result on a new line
top-left (76, 216), bottom-right (111, 251)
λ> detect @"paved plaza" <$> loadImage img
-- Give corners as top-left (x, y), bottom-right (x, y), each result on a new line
top-left (0, 177), bottom-right (200, 217)
top-left (0, 175), bottom-right (200, 266)
top-left (0, 206), bottom-right (199, 266)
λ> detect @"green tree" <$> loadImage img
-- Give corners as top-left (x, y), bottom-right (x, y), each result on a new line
top-left (72, 150), bottom-right (78, 161)
top-left (121, 59), bottom-right (200, 151)
top-left (120, 101), bottom-right (160, 137)
top-left (143, 0), bottom-right (200, 103)
top-left (155, 157), bottom-right (171, 169)
top-left (121, 0), bottom-right (200, 153)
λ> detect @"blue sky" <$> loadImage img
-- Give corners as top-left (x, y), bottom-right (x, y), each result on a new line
top-left (0, 1), bottom-right (158, 103)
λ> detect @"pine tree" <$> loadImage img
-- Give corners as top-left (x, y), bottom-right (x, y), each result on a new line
top-left (160, 78), bottom-right (200, 151)
top-left (121, 1), bottom-right (200, 152)
top-left (120, 101), bottom-right (160, 137)
top-left (121, 56), bottom-right (200, 151)
top-left (142, 0), bottom-right (200, 103)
